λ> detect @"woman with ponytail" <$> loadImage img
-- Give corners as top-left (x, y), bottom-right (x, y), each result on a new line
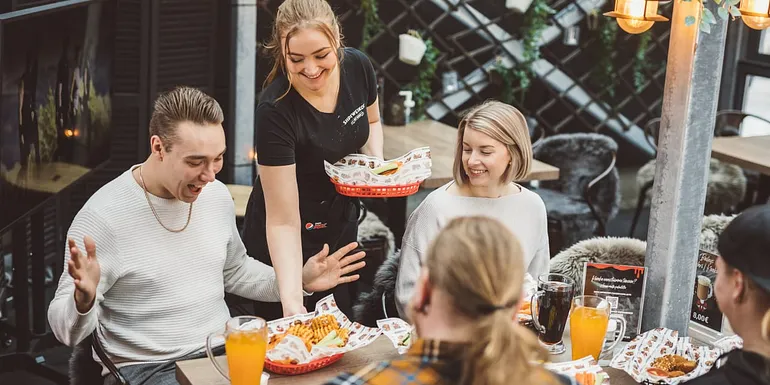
top-left (684, 204), bottom-right (770, 385)
top-left (325, 216), bottom-right (571, 385)
top-left (242, 0), bottom-right (381, 319)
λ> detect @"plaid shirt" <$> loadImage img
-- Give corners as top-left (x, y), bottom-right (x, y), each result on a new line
top-left (324, 338), bottom-right (573, 385)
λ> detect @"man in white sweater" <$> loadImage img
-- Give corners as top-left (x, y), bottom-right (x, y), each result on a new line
top-left (48, 87), bottom-right (366, 385)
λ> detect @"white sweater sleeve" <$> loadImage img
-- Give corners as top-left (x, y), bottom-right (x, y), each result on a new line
top-left (395, 241), bottom-right (423, 320)
top-left (394, 200), bottom-right (439, 320)
top-left (527, 199), bottom-right (551, 279)
top-left (48, 209), bottom-right (121, 347)
top-left (528, 230), bottom-right (550, 280)
top-left (223, 210), bottom-right (282, 302)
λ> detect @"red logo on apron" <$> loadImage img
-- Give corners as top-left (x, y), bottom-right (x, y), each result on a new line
top-left (305, 222), bottom-right (328, 231)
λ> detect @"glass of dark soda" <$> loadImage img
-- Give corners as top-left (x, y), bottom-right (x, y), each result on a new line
top-left (531, 273), bottom-right (575, 354)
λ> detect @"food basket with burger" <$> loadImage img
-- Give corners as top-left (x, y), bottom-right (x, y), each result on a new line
top-left (264, 295), bottom-right (383, 375)
top-left (610, 328), bottom-right (723, 384)
top-left (324, 147), bottom-right (432, 198)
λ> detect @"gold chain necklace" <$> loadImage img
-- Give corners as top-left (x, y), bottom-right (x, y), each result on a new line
top-left (138, 165), bottom-right (193, 233)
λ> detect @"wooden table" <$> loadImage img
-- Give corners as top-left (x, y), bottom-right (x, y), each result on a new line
top-left (176, 334), bottom-right (636, 385)
top-left (2, 162), bottom-right (90, 194)
top-left (711, 135), bottom-right (770, 175)
top-left (711, 135), bottom-right (770, 204)
top-left (383, 120), bottom-right (560, 188)
top-left (226, 184), bottom-right (253, 218)
top-left (176, 336), bottom-right (399, 385)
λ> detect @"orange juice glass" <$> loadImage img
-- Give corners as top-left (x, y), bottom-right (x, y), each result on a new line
top-left (206, 316), bottom-right (267, 385)
top-left (569, 296), bottom-right (626, 361)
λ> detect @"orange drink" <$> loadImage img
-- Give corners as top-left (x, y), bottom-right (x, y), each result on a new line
top-left (207, 316), bottom-right (268, 385)
top-left (226, 329), bottom-right (267, 385)
top-left (569, 296), bottom-right (626, 361)
top-left (570, 306), bottom-right (610, 361)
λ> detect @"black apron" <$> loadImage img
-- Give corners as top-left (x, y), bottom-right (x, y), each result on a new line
top-left (241, 176), bottom-right (361, 321)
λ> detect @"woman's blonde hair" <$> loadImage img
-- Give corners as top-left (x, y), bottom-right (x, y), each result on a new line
top-left (262, 0), bottom-right (344, 100)
top-left (424, 216), bottom-right (558, 385)
top-left (453, 100), bottom-right (533, 186)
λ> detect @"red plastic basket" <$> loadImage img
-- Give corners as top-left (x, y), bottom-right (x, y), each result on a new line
top-left (264, 353), bottom-right (345, 375)
top-left (331, 179), bottom-right (421, 198)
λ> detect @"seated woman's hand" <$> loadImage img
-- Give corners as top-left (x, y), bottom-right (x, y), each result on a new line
top-left (302, 242), bottom-right (366, 293)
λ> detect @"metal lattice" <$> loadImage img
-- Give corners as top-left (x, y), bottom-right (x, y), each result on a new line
top-left (256, 0), bottom-right (672, 134)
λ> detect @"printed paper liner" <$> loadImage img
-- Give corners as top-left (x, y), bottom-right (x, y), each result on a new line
top-left (265, 294), bottom-right (383, 365)
top-left (610, 328), bottom-right (722, 384)
top-left (713, 335), bottom-right (742, 353)
top-left (377, 318), bottom-right (414, 354)
top-left (324, 147), bottom-right (432, 186)
top-left (545, 356), bottom-right (611, 385)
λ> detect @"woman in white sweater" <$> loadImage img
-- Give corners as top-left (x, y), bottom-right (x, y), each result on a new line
top-left (395, 100), bottom-right (550, 319)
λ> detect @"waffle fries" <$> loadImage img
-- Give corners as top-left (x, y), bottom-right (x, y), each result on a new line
top-left (269, 314), bottom-right (351, 353)
top-left (311, 314), bottom-right (340, 343)
top-left (286, 321), bottom-right (314, 351)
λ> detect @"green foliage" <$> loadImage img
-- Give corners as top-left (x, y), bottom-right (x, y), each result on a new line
top-left (593, 18), bottom-right (618, 99)
top-left (694, 0), bottom-right (741, 33)
top-left (406, 36), bottom-right (440, 120)
top-left (360, 0), bottom-right (383, 51)
top-left (633, 32), bottom-right (652, 93)
top-left (36, 88), bottom-right (58, 162)
top-left (493, 0), bottom-right (555, 105)
top-left (87, 79), bottom-right (112, 146)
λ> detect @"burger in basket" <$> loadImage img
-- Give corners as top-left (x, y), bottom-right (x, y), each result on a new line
top-left (323, 147), bottom-right (432, 197)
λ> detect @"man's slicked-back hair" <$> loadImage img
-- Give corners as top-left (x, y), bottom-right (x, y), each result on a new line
top-left (149, 86), bottom-right (224, 151)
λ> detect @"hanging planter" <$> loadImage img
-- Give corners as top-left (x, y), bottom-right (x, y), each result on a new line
top-left (506, 0), bottom-right (535, 13)
top-left (399, 30), bottom-right (427, 66)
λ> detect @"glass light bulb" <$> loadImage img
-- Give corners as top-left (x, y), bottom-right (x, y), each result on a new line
top-left (740, 0), bottom-right (770, 30)
top-left (614, 0), bottom-right (658, 34)
top-left (617, 19), bottom-right (655, 34)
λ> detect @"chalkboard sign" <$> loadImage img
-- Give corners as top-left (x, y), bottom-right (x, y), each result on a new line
top-left (690, 250), bottom-right (723, 331)
top-left (582, 263), bottom-right (646, 341)
top-left (688, 250), bottom-right (735, 345)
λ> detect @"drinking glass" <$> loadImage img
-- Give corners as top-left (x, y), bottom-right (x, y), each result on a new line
top-left (569, 295), bottom-right (626, 361)
top-left (531, 273), bottom-right (575, 354)
top-left (206, 316), bottom-right (268, 385)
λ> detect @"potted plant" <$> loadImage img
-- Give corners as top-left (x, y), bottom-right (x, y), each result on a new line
top-left (399, 29), bottom-right (427, 66)
top-left (506, 0), bottom-right (535, 13)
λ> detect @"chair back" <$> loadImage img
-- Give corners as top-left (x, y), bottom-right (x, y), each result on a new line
top-left (69, 330), bottom-right (128, 385)
top-left (69, 334), bottom-right (104, 385)
top-left (533, 133), bottom-right (620, 223)
top-left (715, 110), bottom-right (770, 137)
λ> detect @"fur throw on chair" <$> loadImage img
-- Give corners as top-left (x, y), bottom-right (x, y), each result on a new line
top-left (69, 335), bottom-right (103, 385)
top-left (549, 237), bottom-right (646, 292)
top-left (353, 249), bottom-right (401, 327)
top-left (700, 213), bottom-right (736, 255)
top-left (357, 210), bottom-right (395, 253)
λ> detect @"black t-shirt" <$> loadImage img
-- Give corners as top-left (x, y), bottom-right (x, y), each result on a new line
top-left (243, 47), bottom-right (377, 260)
top-left (255, 47), bottom-right (377, 201)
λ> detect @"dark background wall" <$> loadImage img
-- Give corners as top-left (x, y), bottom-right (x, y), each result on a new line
top-left (0, 0), bottom-right (231, 307)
